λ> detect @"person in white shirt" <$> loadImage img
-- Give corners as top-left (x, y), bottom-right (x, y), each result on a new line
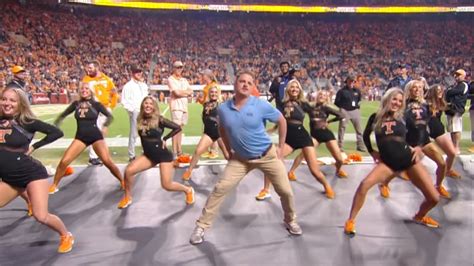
top-left (168, 61), bottom-right (193, 157)
top-left (121, 65), bottom-right (149, 161)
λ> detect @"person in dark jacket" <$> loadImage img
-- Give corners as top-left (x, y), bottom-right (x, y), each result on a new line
top-left (386, 64), bottom-right (412, 92)
top-left (445, 69), bottom-right (469, 154)
top-left (269, 61), bottom-right (295, 113)
top-left (335, 76), bottom-right (366, 152)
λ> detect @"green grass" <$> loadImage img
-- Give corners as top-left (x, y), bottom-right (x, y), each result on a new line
top-left (31, 101), bottom-right (473, 164)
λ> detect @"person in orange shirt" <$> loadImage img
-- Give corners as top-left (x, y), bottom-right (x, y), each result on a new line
top-left (251, 85), bottom-right (260, 97)
top-left (82, 60), bottom-right (118, 165)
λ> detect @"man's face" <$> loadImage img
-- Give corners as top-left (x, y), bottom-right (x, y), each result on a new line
top-left (132, 71), bottom-right (143, 81)
top-left (280, 63), bottom-right (289, 75)
top-left (346, 79), bottom-right (355, 88)
top-left (400, 67), bottom-right (407, 76)
top-left (234, 73), bottom-right (254, 97)
top-left (173, 66), bottom-right (183, 76)
top-left (15, 71), bottom-right (27, 81)
top-left (85, 63), bottom-right (98, 77)
top-left (454, 72), bottom-right (466, 82)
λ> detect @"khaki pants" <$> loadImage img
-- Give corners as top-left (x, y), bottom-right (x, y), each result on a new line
top-left (338, 108), bottom-right (365, 150)
top-left (196, 145), bottom-right (297, 229)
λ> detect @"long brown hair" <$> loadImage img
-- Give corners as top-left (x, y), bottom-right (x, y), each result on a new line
top-left (0, 87), bottom-right (36, 124)
top-left (137, 96), bottom-right (161, 133)
top-left (425, 84), bottom-right (447, 115)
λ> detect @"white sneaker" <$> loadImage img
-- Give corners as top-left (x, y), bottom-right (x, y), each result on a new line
top-left (190, 226), bottom-right (205, 245)
top-left (285, 221), bottom-right (303, 235)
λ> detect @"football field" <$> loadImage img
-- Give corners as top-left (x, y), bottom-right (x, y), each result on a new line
top-left (31, 101), bottom-right (473, 165)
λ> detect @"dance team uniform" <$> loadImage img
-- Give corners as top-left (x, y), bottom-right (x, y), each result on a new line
top-left (427, 107), bottom-right (445, 139)
top-left (282, 100), bottom-right (313, 149)
top-left (139, 116), bottom-right (181, 164)
top-left (363, 113), bottom-right (419, 172)
top-left (405, 100), bottom-right (431, 147)
top-left (54, 99), bottom-right (113, 146)
top-left (307, 103), bottom-right (344, 143)
top-left (0, 117), bottom-right (63, 188)
top-left (202, 100), bottom-right (220, 141)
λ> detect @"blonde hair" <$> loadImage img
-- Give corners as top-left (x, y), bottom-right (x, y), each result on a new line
top-left (283, 79), bottom-right (306, 103)
top-left (206, 85), bottom-right (222, 103)
top-left (78, 81), bottom-right (95, 100)
top-left (0, 87), bottom-right (36, 124)
top-left (137, 96), bottom-right (161, 132)
top-left (404, 79), bottom-right (425, 103)
top-left (374, 87), bottom-right (405, 131)
top-left (316, 90), bottom-right (330, 105)
top-left (426, 84), bottom-right (447, 115)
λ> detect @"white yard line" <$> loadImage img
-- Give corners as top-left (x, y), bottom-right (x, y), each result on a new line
top-left (161, 106), bottom-right (169, 115)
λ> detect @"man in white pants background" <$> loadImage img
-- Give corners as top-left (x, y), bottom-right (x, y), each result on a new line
top-left (121, 65), bottom-right (149, 162)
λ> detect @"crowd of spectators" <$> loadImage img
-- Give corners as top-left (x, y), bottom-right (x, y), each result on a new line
top-left (54, 0), bottom-right (474, 6)
top-left (0, 1), bottom-right (472, 101)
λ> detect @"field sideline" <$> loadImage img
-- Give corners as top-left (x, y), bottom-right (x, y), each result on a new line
top-left (30, 101), bottom-right (473, 165)
top-left (32, 101), bottom-right (472, 138)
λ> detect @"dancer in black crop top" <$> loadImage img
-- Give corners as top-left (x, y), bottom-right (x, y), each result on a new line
top-left (0, 87), bottom-right (74, 253)
top-left (118, 96), bottom-right (195, 209)
top-left (380, 80), bottom-right (454, 199)
top-left (287, 90), bottom-right (348, 181)
top-left (182, 87), bottom-right (229, 181)
top-left (256, 79), bottom-right (334, 201)
top-left (344, 88), bottom-right (440, 236)
top-left (426, 84), bottom-right (459, 179)
top-left (49, 82), bottom-right (123, 194)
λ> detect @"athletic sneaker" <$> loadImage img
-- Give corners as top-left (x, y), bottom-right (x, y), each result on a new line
top-left (285, 221), bottom-right (303, 235)
top-left (186, 187), bottom-right (195, 205)
top-left (344, 219), bottom-right (356, 236)
top-left (436, 185), bottom-right (451, 199)
top-left (399, 172), bottom-right (410, 181)
top-left (173, 160), bottom-right (180, 168)
top-left (446, 169), bottom-right (461, 179)
top-left (337, 169), bottom-right (348, 178)
top-left (27, 203), bottom-right (33, 217)
top-left (182, 169), bottom-right (192, 181)
top-left (189, 226), bottom-right (205, 245)
top-left (325, 185), bottom-right (335, 199)
top-left (255, 189), bottom-right (271, 201)
top-left (88, 158), bottom-right (103, 166)
top-left (413, 215), bottom-right (439, 228)
top-left (208, 151), bottom-right (219, 159)
top-left (288, 171), bottom-right (297, 181)
top-left (58, 232), bottom-right (74, 253)
top-left (118, 196), bottom-right (132, 209)
top-left (379, 184), bottom-right (390, 198)
top-left (48, 184), bottom-right (58, 194)
top-left (64, 166), bottom-right (74, 176)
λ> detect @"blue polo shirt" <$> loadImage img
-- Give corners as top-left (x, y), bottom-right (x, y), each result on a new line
top-left (218, 96), bottom-right (281, 159)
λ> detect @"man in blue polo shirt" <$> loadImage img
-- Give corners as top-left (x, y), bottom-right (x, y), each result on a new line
top-left (189, 71), bottom-right (302, 245)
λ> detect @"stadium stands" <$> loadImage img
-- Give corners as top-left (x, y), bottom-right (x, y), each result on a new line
top-left (0, 1), bottom-right (472, 100)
